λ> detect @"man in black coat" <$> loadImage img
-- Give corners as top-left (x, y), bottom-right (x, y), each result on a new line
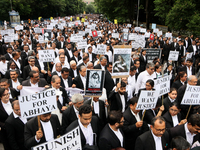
top-left (98, 110), bottom-right (125, 150)
top-left (179, 58), bottom-right (196, 76)
top-left (8, 70), bottom-right (23, 90)
top-left (109, 81), bottom-right (128, 112)
top-left (65, 104), bottom-right (100, 149)
top-left (22, 70), bottom-right (48, 87)
top-left (24, 113), bottom-right (61, 149)
top-left (162, 40), bottom-right (171, 63)
top-left (84, 97), bottom-right (107, 127)
top-left (60, 67), bottom-right (73, 88)
top-left (123, 97), bottom-right (149, 150)
top-left (169, 114), bottom-right (200, 146)
top-left (135, 116), bottom-right (169, 150)
top-left (62, 94), bottom-right (84, 133)
top-left (4, 46), bottom-right (13, 61)
top-left (69, 60), bottom-right (79, 79)
top-left (72, 65), bottom-right (86, 90)
top-left (5, 100), bottom-right (28, 150)
top-left (94, 56), bottom-right (107, 70)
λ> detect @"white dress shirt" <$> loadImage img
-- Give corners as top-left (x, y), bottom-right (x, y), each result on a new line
top-left (172, 115), bottom-right (179, 127)
top-left (62, 77), bottom-right (69, 88)
top-left (119, 94), bottom-right (125, 112)
top-left (109, 125), bottom-right (123, 147)
top-left (89, 53), bottom-right (93, 62)
top-left (151, 130), bottom-right (163, 150)
top-left (80, 75), bottom-right (86, 89)
top-left (2, 101), bottom-right (12, 115)
top-left (0, 61), bottom-right (8, 75)
top-left (78, 119), bottom-right (94, 145)
top-left (73, 69), bottom-right (78, 77)
top-left (93, 101), bottom-right (100, 117)
top-left (192, 45), bottom-right (197, 54)
top-left (40, 120), bottom-right (54, 141)
top-left (11, 79), bottom-right (20, 90)
top-left (130, 109), bottom-right (141, 122)
top-left (105, 50), bottom-right (113, 63)
top-left (30, 81), bottom-right (39, 87)
top-left (187, 66), bottom-right (192, 77)
top-left (73, 105), bottom-right (79, 118)
top-left (100, 64), bottom-right (105, 71)
top-left (185, 123), bottom-right (195, 145)
top-left (136, 70), bottom-right (156, 94)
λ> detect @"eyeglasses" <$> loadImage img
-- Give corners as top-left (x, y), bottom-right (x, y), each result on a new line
top-left (154, 128), bottom-right (166, 132)
top-left (2, 93), bottom-right (10, 97)
top-left (169, 108), bottom-right (178, 112)
top-left (14, 109), bottom-right (20, 112)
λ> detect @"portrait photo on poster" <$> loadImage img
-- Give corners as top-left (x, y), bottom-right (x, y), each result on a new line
top-left (85, 69), bottom-right (105, 96)
top-left (113, 54), bottom-right (129, 73)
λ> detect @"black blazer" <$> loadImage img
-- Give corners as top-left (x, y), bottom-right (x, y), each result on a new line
top-left (24, 114), bottom-right (61, 149)
top-left (179, 66), bottom-right (196, 76)
top-left (7, 59), bottom-right (22, 71)
top-left (169, 124), bottom-right (200, 145)
top-left (5, 113), bottom-right (27, 150)
top-left (84, 99), bottom-right (107, 127)
top-left (64, 48), bottom-right (72, 63)
top-left (88, 53), bottom-right (97, 63)
top-left (65, 116), bottom-right (100, 148)
top-left (135, 130), bottom-right (169, 150)
top-left (162, 43), bottom-right (171, 61)
top-left (94, 64), bottom-right (102, 69)
top-left (104, 70), bottom-right (115, 96)
top-left (188, 45), bottom-right (198, 54)
top-left (171, 80), bottom-right (184, 91)
top-left (8, 78), bottom-right (23, 89)
top-left (70, 56), bottom-right (82, 64)
top-left (176, 45), bottom-right (184, 59)
top-left (143, 109), bottom-right (157, 125)
top-left (139, 55), bottom-right (147, 72)
top-left (109, 90), bottom-right (128, 112)
top-left (163, 97), bottom-right (174, 115)
top-left (22, 78), bottom-right (48, 87)
top-left (98, 124), bottom-right (125, 150)
top-left (123, 107), bottom-right (149, 150)
top-left (4, 53), bottom-right (12, 61)
top-left (163, 111), bottom-right (181, 129)
top-left (69, 68), bottom-right (79, 78)
top-left (61, 106), bottom-right (78, 134)
top-left (60, 76), bottom-right (73, 88)
top-left (56, 41), bottom-right (66, 49)
top-left (72, 75), bottom-right (84, 90)
top-left (10, 87), bottom-right (20, 100)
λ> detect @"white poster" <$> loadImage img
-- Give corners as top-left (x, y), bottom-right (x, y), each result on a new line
top-left (34, 28), bottom-right (43, 33)
top-left (154, 75), bottom-right (170, 96)
top-left (128, 33), bottom-right (137, 41)
top-left (181, 85), bottom-right (200, 105)
top-left (136, 91), bottom-right (159, 110)
top-left (38, 49), bottom-right (55, 62)
top-left (4, 36), bottom-right (13, 43)
top-left (18, 89), bottom-right (57, 118)
top-left (112, 33), bottom-right (119, 39)
top-left (32, 127), bottom-right (82, 150)
top-left (96, 44), bottom-right (107, 55)
top-left (168, 51), bottom-right (179, 61)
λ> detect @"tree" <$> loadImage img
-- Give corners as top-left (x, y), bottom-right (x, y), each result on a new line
top-left (186, 12), bottom-right (200, 36)
top-left (85, 3), bottom-right (95, 14)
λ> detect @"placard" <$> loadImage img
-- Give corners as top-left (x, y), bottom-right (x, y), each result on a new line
top-left (134, 27), bottom-right (140, 32)
top-left (18, 89), bottom-right (57, 118)
top-left (181, 85), bottom-right (200, 105)
top-left (136, 91), bottom-right (159, 110)
top-left (143, 48), bottom-right (162, 63)
top-left (70, 36), bottom-right (83, 42)
top-left (15, 25), bottom-right (23, 31)
top-left (123, 29), bottom-right (129, 33)
top-left (186, 52), bottom-right (193, 60)
top-left (127, 24), bottom-right (132, 28)
top-left (152, 23), bottom-right (156, 29)
top-left (165, 32), bottom-right (172, 38)
top-left (154, 75), bottom-right (170, 96)
top-left (47, 25), bottom-right (54, 29)
top-left (77, 39), bottom-right (87, 49)
top-left (157, 31), bottom-right (162, 37)
top-left (112, 33), bottom-right (119, 39)
top-left (34, 28), bottom-right (43, 33)
top-left (96, 44), bottom-right (107, 55)
top-left (114, 19), bottom-right (117, 24)
top-left (128, 33), bottom-right (137, 41)
top-left (85, 69), bottom-right (105, 97)
top-left (38, 36), bottom-right (44, 43)
top-left (112, 48), bottom-right (132, 78)
top-left (38, 49), bottom-right (55, 62)
top-left (168, 51), bottom-right (179, 61)
top-left (153, 28), bottom-right (159, 33)
top-left (140, 28), bottom-right (146, 33)
top-left (4, 36), bottom-right (13, 43)
top-left (32, 127), bottom-right (82, 150)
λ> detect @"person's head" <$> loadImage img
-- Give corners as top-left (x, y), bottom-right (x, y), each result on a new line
top-left (171, 136), bottom-right (190, 150)
top-left (78, 104), bottom-right (92, 127)
top-left (87, 61), bottom-right (93, 69)
top-left (155, 64), bottom-right (162, 73)
top-left (28, 56), bottom-right (35, 66)
top-left (28, 50), bottom-right (35, 56)
top-left (66, 42), bottom-right (72, 50)
top-left (134, 59), bottom-right (140, 69)
top-left (40, 113), bottom-right (51, 122)
top-left (121, 78), bottom-right (128, 85)
top-left (61, 68), bottom-right (69, 79)
top-left (167, 64), bottom-right (173, 72)
top-left (73, 49), bottom-right (79, 57)
top-left (142, 49), bottom-right (146, 55)
top-left (119, 81), bottom-right (126, 95)
top-left (88, 46), bottom-right (93, 54)
top-left (176, 71), bottom-right (187, 82)
top-left (146, 63), bottom-right (155, 75)
top-left (186, 58), bottom-right (193, 67)
top-left (168, 88), bottom-right (177, 100)
top-left (188, 75), bottom-right (197, 86)
top-left (192, 41), bottom-right (196, 45)
top-left (83, 56), bottom-right (89, 64)
top-left (129, 97), bottom-right (140, 114)
top-left (107, 111), bottom-right (124, 129)
top-left (130, 66), bottom-right (137, 76)
top-left (169, 102), bottom-right (180, 116)
top-left (0, 56), bottom-right (6, 63)
top-left (107, 62), bottom-right (112, 73)
top-left (0, 88), bottom-right (9, 103)
top-left (12, 100), bottom-right (21, 116)
top-left (51, 75), bottom-right (61, 89)
top-left (6, 46), bottom-right (13, 54)
top-left (29, 70), bottom-right (39, 84)
top-left (71, 94), bottom-right (84, 110)
top-left (150, 116), bottom-right (166, 137)
top-left (23, 45), bottom-right (29, 52)
top-left (31, 66), bottom-right (39, 73)
top-left (55, 62), bottom-right (62, 72)
top-left (145, 79), bottom-right (154, 90)
top-left (0, 78), bottom-right (9, 90)
top-left (100, 56), bottom-right (107, 66)
top-left (187, 114), bottom-right (200, 134)
top-left (79, 65), bottom-right (86, 77)
top-left (59, 54), bottom-right (65, 63)
top-left (106, 45), bottom-right (110, 52)
top-left (10, 70), bottom-right (19, 81)
top-left (70, 60), bottom-right (77, 70)
top-left (12, 51), bottom-right (20, 60)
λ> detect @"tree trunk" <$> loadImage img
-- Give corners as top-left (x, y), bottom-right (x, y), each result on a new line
top-left (146, 0), bottom-right (149, 29)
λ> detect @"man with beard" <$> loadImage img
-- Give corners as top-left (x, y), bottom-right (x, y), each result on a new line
top-left (109, 81), bottom-right (128, 112)
top-left (99, 111), bottom-right (125, 150)
top-left (24, 113), bottom-right (61, 149)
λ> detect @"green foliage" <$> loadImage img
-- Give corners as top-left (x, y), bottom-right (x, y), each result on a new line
top-left (186, 12), bottom-right (200, 36)
top-left (85, 3), bottom-right (96, 14)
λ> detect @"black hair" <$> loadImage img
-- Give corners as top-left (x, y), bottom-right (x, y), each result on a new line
top-left (169, 102), bottom-right (180, 109)
top-left (171, 136), bottom-right (190, 150)
top-left (151, 116), bottom-right (166, 127)
top-left (188, 114), bottom-right (200, 127)
top-left (146, 79), bottom-right (154, 87)
top-left (121, 81), bottom-right (126, 88)
top-left (107, 111), bottom-right (123, 125)
top-left (130, 66), bottom-right (137, 71)
top-left (61, 67), bottom-right (69, 73)
top-left (29, 70), bottom-right (37, 78)
top-left (129, 97), bottom-right (138, 106)
top-left (79, 104), bottom-right (92, 116)
top-left (0, 88), bottom-right (6, 98)
top-left (186, 58), bottom-right (193, 63)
